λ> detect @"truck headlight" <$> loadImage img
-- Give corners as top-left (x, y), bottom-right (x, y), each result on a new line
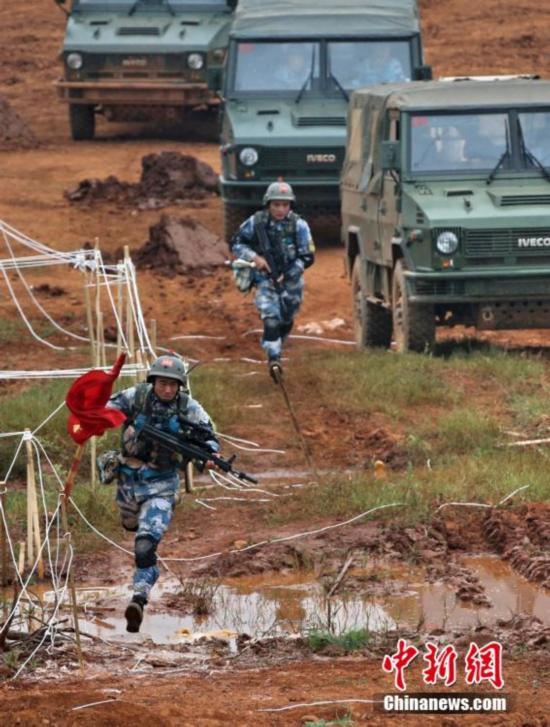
top-left (239, 147), bottom-right (259, 166)
top-left (66, 53), bottom-right (83, 70)
top-left (436, 231), bottom-right (459, 255)
top-left (187, 53), bottom-right (204, 70)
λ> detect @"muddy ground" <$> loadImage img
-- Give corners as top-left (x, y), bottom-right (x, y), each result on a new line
top-left (1, 0), bottom-right (550, 724)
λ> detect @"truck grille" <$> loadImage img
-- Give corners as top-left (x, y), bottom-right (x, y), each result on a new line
top-left (465, 228), bottom-right (550, 257)
top-left (260, 147), bottom-right (344, 178)
top-left (294, 116), bottom-right (346, 127)
top-left (499, 194), bottom-right (550, 206)
top-left (117, 27), bottom-right (161, 36)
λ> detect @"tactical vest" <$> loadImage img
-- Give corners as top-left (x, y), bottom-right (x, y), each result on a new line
top-left (121, 382), bottom-right (189, 471)
top-left (253, 211), bottom-right (299, 276)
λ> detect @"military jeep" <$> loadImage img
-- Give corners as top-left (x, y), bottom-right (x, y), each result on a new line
top-left (54, 0), bottom-right (236, 140)
top-left (341, 79), bottom-right (550, 352)
top-left (219, 0), bottom-right (430, 240)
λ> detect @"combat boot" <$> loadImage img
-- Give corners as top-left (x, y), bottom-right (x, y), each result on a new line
top-left (268, 358), bottom-right (283, 384)
top-left (125, 594), bottom-right (146, 633)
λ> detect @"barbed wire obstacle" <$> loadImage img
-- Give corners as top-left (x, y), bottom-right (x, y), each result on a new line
top-left (0, 219), bottom-right (156, 368)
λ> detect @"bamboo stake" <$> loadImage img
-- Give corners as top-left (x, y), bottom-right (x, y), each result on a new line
top-left (62, 444), bottom-right (86, 669)
top-left (150, 319), bottom-right (157, 355)
top-left (84, 270), bottom-right (96, 366)
top-left (116, 268), bottom-right (123, 357)
top-left (0, 492), bottom-right (8, 589)
top-left (25, 432), bottom-right (44, 578)
top-left (17, 542), bottom-right (25, 576)
top-left (124, 247), bottom-right (135, 368)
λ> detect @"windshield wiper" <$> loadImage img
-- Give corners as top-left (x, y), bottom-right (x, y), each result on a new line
top-left (129, 0), bottom-right (175, 17)
top-left (328, 71), bottom-right (349, 102)
top-left (486, 118), bottom-right (511, 185)
top-left (326, 45), bottom-right (348, 102)
top-left (295, 45), bottom-right (316, 105)
top-left (517, 118), bottom-right (550, 184)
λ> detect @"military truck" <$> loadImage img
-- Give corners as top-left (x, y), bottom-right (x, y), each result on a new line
top-left (219, 0), bottom-right (430, 239)
top-left (341, 78), bottom-right (550, 353)
top-left (54, 0), bottom-right (237, 140)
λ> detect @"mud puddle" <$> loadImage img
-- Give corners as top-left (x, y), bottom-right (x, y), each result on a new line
top-left (21, 555), bottom-right (547, 646)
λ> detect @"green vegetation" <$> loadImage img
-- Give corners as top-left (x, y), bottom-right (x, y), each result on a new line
top-left (1, 343), bottom-right (549, 552)
top-left (308, 628), bottom-right (372, 654)
top-left (304, 717), bottom-right (354, 727)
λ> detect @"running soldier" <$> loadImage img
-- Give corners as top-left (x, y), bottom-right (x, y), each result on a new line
top-left (231, 181), bottom-right (315, 378)
top-left (103, 354), bottom-right (218, 633)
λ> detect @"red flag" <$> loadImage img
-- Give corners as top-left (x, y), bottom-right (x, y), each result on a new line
top-left (66, 354), bottom-right (127, 444)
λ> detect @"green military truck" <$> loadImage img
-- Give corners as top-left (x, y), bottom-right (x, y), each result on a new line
top-left (54, 0), bottom-right (236, 140)
top-left (341, 78), bottom-right (550, 352)
top-left (219, 0), bottom-right (430, 239)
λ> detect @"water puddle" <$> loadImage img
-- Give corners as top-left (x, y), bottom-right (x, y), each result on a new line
top-left (4, 555), bottom-right (549, 646)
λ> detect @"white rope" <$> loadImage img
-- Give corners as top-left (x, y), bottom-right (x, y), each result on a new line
top-left (0, 267), bottom-right (64, 351)
top-left (259, 699), bottom-right (379, 713)
top-left (0, 364), bottom-right (147, 381)
top-left (1, 228), bottom-right (90, 343)
top-left (1, 433), bottom-right (26, 484)
top-left (32, 401), bottom-right (66, 435)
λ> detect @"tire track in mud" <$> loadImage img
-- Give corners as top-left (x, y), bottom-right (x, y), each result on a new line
top-left (483, 506), bottom-right (550, 589)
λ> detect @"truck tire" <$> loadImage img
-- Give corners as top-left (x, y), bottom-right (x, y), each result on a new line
top-left (223, 203), bottom-right (251, 243)
top-left (391, 260), bottom-right (435, 353)
top-left (351, 258), bottom-right (392, 349)
top-left (69, 105), bottom-right (95, 141)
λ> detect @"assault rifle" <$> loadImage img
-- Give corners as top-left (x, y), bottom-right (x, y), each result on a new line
top-left (254, 221), bottom-right (292, 323)
top-left (140, 423), bottom-right (258, 484)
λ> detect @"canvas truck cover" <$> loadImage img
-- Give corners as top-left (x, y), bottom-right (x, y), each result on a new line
top-left (350, 79), bottom-right (550, 113)
top-left (231, 0), bottom-right (420, 39)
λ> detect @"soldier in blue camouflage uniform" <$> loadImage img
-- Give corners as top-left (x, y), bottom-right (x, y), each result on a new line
top-left (106, 354), bottom-right (218, 633)
top-left (231, 181), bottom-right (315, 378)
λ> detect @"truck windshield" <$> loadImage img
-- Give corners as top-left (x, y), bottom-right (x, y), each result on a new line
top-left (328, 40), bottom-right (411, 90)
top-left (518, 111), bottom-right (550, 168)
top-left (75, 0), bottom-right (227, 9)
top-left (409, 112), bottom-right (509, 173)
top-left (234, 41), bottom-right (320, 92)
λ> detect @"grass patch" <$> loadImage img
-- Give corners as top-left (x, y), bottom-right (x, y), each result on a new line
top-left (268, 448), bottom-right (550, 527)
top-left (308, 628), bottom-right (372, 654)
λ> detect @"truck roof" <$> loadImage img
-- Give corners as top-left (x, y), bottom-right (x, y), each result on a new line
top-left (231, 0), bottom-right (420, 39)
top-left (351, 78), bottom-right (550, 111)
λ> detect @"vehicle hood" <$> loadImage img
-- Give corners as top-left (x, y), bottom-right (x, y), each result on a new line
top-left (405, 179), bottom-right (550, 228)
top-left (225, 96), bottom-right (348, 145)
top-left (63, 11), bottom-right (231, 53)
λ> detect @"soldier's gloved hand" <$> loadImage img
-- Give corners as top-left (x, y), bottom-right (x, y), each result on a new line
top-left (284, 259), bottom-right (304, 282)
top-left (253, 254), bottom-right (271, 273)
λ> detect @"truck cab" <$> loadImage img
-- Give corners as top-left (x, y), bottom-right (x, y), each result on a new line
top-left (219, 0), bottom-right (430, 240)
top-left (54, 0), bottom-right (236, 140)
top-left (341, 78), bottom-right (550, 352)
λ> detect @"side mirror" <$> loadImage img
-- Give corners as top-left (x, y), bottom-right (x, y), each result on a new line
top-left (414, 64), bottom-right (433, 81)
top-left (381, 141), bottom-right (400, 172)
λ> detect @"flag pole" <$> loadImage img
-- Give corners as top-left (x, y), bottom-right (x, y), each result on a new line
top-left (61, 443), bottom-right (86, 669)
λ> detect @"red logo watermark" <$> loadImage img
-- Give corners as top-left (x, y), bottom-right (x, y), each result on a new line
top-left (382, 639), bottom-right (504, 692)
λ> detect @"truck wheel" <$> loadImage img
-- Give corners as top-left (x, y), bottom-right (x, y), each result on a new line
top-left (69, 105), bottom-right (95, 141)
top-left (223, 203), bottom-right (250, 242)
top-left (351, 258), bottom-right (392, 349)
top-left (391, 260), bottom-right (435, 353)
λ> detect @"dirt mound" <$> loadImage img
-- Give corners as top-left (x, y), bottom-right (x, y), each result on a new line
top-left (0, 95), bottom-right (38, 150)
top-left (64, 151), bottom-right (219, 208)
top-left (483, 506), bottom-right (550, 588)
top-left (133, 214), bottom-right (229, 275)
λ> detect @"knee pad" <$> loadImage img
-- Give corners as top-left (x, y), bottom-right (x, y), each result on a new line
top-left (121, 515), bottom-right (139, 532)
top-left (135, 535), bottom-right (158, 569)
top-left (263, 317), bottom-right (280, 342)
top-left (280, 320), bottom-right (293, 339)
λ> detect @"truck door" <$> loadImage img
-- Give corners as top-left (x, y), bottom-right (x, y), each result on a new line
top-left (377, 110), bottom-right (400, 268)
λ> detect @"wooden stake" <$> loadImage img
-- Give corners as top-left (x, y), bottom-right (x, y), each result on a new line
top-left (0, 492), bottom-right (8, 589)
top-left (116, 268), bottom-right (123, 357)
top-left (150, 319), bottom-right (157, 355)
top-left (62, 443), bottom-right (86, 669)
top-left (17, 541), bottom-right (25, 577)
top-left (124, 247), bottom-right (135, 366)
top-left (25, 431), bottom-right (44, 578)
top-left (84, 270), bottom-right (96, 367)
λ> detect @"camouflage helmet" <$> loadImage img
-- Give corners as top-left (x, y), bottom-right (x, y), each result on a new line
top-left (263, 181), bottom-right (296, 206)
top-left (147, 354), bottom-right (187, 387)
